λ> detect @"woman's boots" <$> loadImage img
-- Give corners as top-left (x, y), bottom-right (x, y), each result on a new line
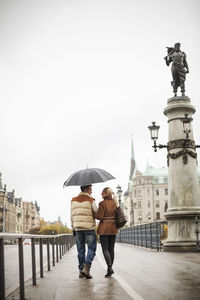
top-left (105, 265), bottom-right (114, 278)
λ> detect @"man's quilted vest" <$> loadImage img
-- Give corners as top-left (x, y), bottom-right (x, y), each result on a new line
top-left (71, 195), bottom-right (96, 230)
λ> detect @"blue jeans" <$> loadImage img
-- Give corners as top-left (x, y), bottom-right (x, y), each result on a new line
top-left (76, 230), bottom-right (97, 271)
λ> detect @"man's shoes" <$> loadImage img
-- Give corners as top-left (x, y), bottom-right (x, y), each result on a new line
top-left (79, 271), bottom-right (85, 278)
top-left (81, 263), bottom-right (92, 279)
top-left (105, 266), bottom-right (114, 278)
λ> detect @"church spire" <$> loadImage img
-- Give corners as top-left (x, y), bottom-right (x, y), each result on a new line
top-left (129, 136), bottom-right (136, 180)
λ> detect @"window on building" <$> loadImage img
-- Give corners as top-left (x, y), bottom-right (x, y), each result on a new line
top-left (138, 202), bottom-right (142, 209)
top-left (137, 189), bottom-right (141, 195)
top-left (154, 178), bottom-right (159, 183)
top-left (156, 201), bottom-right (160, 208)
top-left (164, 177), bottom-right (168, 183)
top-left (156, 212), bottom-right (160, 220)
top-left (165, 188), bottom-right (168, 195)
top-left (155, 189), bottom-right (159, 196)
top-left (148, 201), bottom-right (150, 208)
top-left (147, 188), bottom-right (150, 196)
top-left (139, 179), bottom-right (141, 185)
top-left (134, 190), bottom-right (136, 197)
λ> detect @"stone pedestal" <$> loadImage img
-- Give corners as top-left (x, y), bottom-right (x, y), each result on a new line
top-left (163, 96), bottom-right (200, 252)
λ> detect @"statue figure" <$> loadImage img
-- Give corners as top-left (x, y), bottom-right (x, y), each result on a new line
top-left (164, 43), bottom-right (189, 97)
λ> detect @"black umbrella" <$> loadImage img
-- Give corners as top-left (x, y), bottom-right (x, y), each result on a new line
top-left (63, 168), bottom-right (115, 187)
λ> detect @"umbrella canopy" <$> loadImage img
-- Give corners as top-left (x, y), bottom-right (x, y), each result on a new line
top-left (63, 168), bottom-right (115, 187)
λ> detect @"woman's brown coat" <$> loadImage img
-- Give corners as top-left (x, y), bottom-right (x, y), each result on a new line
top-left (94, 197), bottom-right (118, 235)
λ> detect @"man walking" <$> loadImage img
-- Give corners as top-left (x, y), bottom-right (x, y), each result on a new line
top-left (71, 184), bottom-right (98, 279)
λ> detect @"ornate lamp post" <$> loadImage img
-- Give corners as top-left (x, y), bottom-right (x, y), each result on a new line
top-left (148, 78), bottom-right (200, 251)
top-left (148, 115), bottom-right (200, 166)
top-left (116, 185), bottom-right (122, 207)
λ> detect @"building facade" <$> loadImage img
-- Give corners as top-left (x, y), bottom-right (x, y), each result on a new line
top-left (124, 166), bottom-right (169, 225)
top-left (123, 141), bottom-right (200, 226)
top-left (0, 173), bottom-right (40, 233)
top-left (23, 201), bottom-right (40, 233)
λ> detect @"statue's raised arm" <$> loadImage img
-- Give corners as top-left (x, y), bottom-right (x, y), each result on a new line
top-left (164, 43), bottom-right (189, 97)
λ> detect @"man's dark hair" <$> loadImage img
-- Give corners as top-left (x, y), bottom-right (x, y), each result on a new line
top-left (80, 185), bottom-right (92, 192)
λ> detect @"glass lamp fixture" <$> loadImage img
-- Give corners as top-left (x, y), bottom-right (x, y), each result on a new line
top-left (148, 121), bottom-right (160, 140)
top-left (148, 121), bottom-right (168, 152)
top-left (182, 113), bottom-right (192, 139)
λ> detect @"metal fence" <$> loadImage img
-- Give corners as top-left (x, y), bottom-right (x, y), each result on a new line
top-left (0, 233), bottom-right (75, 300)
top-left (116, 221), bottom-right (165, 251)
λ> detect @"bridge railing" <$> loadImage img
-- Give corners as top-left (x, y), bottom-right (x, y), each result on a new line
top-left (0, 233), bottom-right (75, 300)
top-left (116, 221), bottom-right (165, 251)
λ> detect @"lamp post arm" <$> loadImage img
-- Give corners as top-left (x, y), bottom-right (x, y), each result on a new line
top-left (152, 140), bottom-right (168, 152)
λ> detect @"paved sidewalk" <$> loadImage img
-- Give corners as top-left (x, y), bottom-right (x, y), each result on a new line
top-left (8, 244), bottom-right (133, 300)
top-left (7, 243), bottom-right (200, 300)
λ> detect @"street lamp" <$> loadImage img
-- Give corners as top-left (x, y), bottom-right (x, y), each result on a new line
top-left (116, 185), bottom-right (122, 206)
top-left (148, 122), bottom-right (168, 152)
top-left (148, 116), bottom-right (200, 153)
top-left (181, 113), bottom-right (200, 148)
top-left (182, 113), bottom-right (192, 140)
top-left (148, 115), bottom-right (200, 166)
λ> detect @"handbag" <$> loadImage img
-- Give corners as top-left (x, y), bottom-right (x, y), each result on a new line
top-left (115, 206), bottom-right (127, 228)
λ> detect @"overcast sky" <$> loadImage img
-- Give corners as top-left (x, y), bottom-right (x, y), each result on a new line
top-left (0, 0), bottom-right (200, 227)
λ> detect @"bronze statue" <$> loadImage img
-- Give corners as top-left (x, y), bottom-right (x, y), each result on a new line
top-left (164, 43), bottom-right (189, 97)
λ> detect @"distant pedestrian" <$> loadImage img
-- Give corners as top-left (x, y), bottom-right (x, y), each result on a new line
top-left (94, 187), bottom-right (119, 278)
top-left (71, 184), bottom-right (98, 279)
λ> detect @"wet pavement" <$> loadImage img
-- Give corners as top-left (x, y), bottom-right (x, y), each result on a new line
top-left (4, 245), bottom-right (50, 296)
top-left (7, 243), bottom-right (200, 300)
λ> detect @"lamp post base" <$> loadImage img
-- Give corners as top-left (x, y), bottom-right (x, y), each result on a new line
top-left (163, 211), bottom-right (200, 252)
top-left (163, 241), bottom-right (198, 252)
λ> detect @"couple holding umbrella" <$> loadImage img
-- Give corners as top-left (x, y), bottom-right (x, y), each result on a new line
top-left (64, 167), bottom-right (121, 279)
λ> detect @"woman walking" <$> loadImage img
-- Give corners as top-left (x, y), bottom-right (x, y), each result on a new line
top-left (94, 187), bottom-right (119, 278)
